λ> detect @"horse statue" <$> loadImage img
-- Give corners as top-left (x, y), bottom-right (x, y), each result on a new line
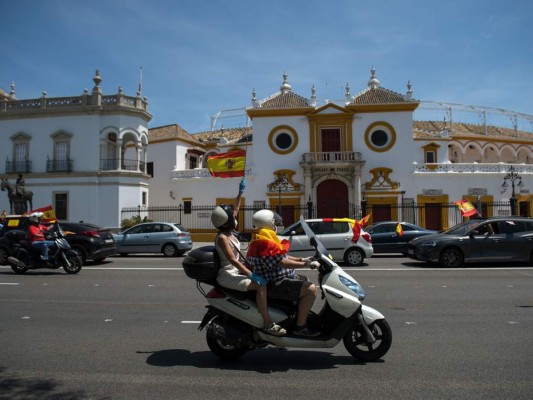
top-left (1, 178), bottom-right (33, 214)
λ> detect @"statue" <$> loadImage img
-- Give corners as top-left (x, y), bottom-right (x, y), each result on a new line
top-left (1, 177), bottom-right (34, 214)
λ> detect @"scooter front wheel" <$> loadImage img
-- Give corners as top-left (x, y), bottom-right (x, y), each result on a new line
top-left (343, 318), bottom-right (392, 362)
top-left (206, 333), bottom-right (248, 360)
top-left (62, 253), bottom-right (83, 274)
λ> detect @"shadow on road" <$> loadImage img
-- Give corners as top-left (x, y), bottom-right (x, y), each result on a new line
top-left (138, 348), bottom-right (375, 373)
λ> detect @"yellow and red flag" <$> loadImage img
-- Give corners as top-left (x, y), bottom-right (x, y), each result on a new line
top-left (396, 223), bottom-right (404, 236)
top-left (0, 210), bottom-right (6, 221)
top-left (454, 199), bottom-right (478, 218)
top-left (29, 205), bottom-right (57, 223)
top-left (247, 228), bottom-right (290, 257)
top-left (358, 213), bottom-right (371, 227)
top-left (207, 150), bottom-right (246, 178)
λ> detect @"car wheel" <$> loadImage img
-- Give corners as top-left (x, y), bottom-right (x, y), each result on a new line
top-left (344, 248), bottom-right (364, 266)
top-left (0, 247), bottom-right (8, 265)
top-left (439, 247), bottom-right (464, 267)
top-left (162, 243), bottom-right (178, 257)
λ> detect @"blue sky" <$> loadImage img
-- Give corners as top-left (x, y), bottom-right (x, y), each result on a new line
top-left (1, 0), bottom-right (532, 133)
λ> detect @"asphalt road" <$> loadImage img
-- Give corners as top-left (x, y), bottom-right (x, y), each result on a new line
top-left (1, 253), bottom-right (532, 400)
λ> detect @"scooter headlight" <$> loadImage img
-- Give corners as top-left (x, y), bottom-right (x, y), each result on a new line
top-left (339, 276), bottom-right (366, 300)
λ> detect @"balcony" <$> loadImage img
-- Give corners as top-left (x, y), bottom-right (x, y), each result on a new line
top-left (100, 158), bottom-right (146, 173)
top-left (414, 162), bottom-right (533, 174)
top-left (46, 159), bottom-right (73, 173)
top-left (5, 160), bottom-right (32, 174)
top-left (301, 151), bottom-right (363, 165)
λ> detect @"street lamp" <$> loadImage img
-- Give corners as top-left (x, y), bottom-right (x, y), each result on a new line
top-left (268, 173), bottom-right (291, 215)
top-left (501, 166), bottom-right (524, 215)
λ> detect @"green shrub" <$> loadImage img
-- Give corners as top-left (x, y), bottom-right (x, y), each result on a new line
top-left (120, 216), bottom-right (152, 230)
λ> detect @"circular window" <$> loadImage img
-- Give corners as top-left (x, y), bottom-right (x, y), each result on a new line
top-left (268, 125), bottom-right (298, 154)
top-left (364, 122), bottom-right (396, 152)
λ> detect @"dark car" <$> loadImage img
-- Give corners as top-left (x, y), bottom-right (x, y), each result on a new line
top-left (366, 221), bottom-right (438, 255)
top-left (407, 217), bottom-right (533, 267)
top-left (0, 217), bottom-right (116, 265)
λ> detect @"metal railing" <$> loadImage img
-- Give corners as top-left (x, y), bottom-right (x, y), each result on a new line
top-left (5, 160), bottom-right (32, 174)
top-left (121, 201), bottom-right (523, 234)
top-left (100, 158), bottom-right (146, 172)
top-left (46, 159), bottom-right (73, 173)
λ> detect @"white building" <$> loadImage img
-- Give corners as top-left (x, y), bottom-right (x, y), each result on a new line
top-left (148, 69), bottom-right (533, 237)
top-left (0, 70), bottom-right (151, 227)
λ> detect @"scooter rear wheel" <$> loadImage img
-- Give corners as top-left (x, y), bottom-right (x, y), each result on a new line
top-left (343, 318), bottom-right (392, 362)
top-left (206, 333), bottom-right (248, 360)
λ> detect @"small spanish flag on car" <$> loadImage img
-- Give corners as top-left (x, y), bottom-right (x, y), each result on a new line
top-left (207, 150), bottom-right (246, 178)
top-left (396, 223), bottom-right (404, 236)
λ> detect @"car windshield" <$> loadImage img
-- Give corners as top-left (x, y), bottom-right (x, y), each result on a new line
top-left (443, 220), bottom-right (483, 235)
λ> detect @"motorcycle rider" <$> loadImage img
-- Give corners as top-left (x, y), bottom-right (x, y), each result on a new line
top-left (210, 178), bottom-right (286, 336)
top-left (27, 212), bottom-right (55, 261)
top-left (247, 210), bottom-right (321, 337)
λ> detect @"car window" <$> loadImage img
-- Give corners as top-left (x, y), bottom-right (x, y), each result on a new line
top-left (126, 225), bottom-right (145, 234)
top-left (524, 221), bottom-right (533, 232)
top-left (316, 222), bottom-right (348, 234)
top-left (502, 220), bottom-right (525, 234)
top-left (369, 224), bottom-right (392, 234)
top-left (173, 224), bottom-right (188, 232)
top-left (161, 224), bottom-right (173, 232)
top-left (402, 224), bottom-right (416, 232)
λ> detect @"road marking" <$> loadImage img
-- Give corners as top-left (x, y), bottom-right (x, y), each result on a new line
top-left (0, 282), bottom-right (20, 285)
top-left (182, 321), bottom-right (201, 324)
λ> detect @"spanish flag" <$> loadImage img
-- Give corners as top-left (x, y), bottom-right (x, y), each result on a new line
top-left (207, 150), bottom-right (246, 178)
top-left (323, 218), bottom-right (361, 243)
top-left (29, 205), bottom-right (57, 223)
top-left (454, 198), bottom-right (478, 218)
top-left (358, 213), bottom-right (371, 227)
top-left (396, 223), bottom-right (404, 236)
top-left (247, 228), bottom-right (290, 257)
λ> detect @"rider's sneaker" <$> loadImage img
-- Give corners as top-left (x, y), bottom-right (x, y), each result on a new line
top-left (263, 322), bottom-right (286, 336)
top-left (40, 255), bottom-right (48, 261)
top-left (293, 325), bottom-right (321, 337)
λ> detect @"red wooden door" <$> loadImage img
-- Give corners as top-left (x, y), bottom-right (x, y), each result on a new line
top-left (317, 180), bottom-right (348, 218)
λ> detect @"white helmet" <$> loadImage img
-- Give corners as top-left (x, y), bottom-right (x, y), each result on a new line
top-left (252, 209), bottom-right (282, 231)
top-left (28, 212), bottom-right (43, 223)
top-left (210, 204), bottom-right (235, 230)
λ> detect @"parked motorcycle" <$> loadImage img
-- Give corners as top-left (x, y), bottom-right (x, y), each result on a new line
top-left (183, 216), bottom-right (392, 361)
top-left (6, 223), bottom-right (83, 274)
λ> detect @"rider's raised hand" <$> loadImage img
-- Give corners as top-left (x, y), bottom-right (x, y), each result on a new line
top-left (238, 177), bottom-right (246, 194)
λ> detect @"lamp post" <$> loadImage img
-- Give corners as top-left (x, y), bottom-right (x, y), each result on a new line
top-left (501, 166), bottom-right (523, 215)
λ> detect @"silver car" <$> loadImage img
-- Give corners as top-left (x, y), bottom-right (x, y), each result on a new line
top-left (114, 222), bottom-right (193, 257)
top-left (278, 218), bottom-right (374, 266)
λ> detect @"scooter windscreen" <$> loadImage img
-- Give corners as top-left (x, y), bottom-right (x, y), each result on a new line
top-left (299, 215), bottom-right (332, 259)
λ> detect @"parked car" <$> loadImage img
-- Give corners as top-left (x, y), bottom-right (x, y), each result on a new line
top-left (114, 222), bottom-right (193, 257)
top-left (278, 218), bottom-right (373, 266)
top-left (0, 217), bottom-right (116, 265)
top-left (365, 221), bottom-right (438, 255)
top-left (407, 216), bottom-right (533, 267)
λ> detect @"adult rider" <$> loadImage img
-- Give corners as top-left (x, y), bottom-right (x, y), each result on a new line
top-left (246, 209), bottom-right (321, 337)
top-left (27, 212), bottom-right (55, 261)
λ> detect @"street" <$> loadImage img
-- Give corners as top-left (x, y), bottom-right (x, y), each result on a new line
top-left (1, 253), bottom-right (532, 400)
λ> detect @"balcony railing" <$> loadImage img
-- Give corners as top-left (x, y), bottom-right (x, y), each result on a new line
top-left (100, 158), bottom-right (146, 172)
top-left (5, 160), bottom-right (32, 174)
top-left (414, 162), bottom-right (533, 174)
top-left (301, 152), bottom-right (363, 164)
top-left (46, 159), bottom-right (73, 173)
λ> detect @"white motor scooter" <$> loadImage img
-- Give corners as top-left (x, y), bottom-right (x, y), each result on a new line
top-left (183, 216), bottom-right (392, 361)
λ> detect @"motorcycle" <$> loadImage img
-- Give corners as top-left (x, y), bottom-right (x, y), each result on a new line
top-left (183, 216), bottom-right (392, 361)
top-left (6, 222), bottom-right (83, 274)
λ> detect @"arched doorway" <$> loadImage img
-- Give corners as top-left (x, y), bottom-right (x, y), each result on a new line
top-left (317, 179), bottom-right (348, 218)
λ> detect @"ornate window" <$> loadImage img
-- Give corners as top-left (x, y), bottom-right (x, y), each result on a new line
top-left (268, 125), bottom-right (298, 154)
top-left (364, 121), bottom-right (396, 152)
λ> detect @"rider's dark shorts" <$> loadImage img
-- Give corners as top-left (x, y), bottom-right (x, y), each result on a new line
top-left (267, 278), bottom-right (304, 302)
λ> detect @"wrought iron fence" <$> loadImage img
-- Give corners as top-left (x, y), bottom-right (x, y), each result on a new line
top-left (121, 201), bottom-right (521, 233)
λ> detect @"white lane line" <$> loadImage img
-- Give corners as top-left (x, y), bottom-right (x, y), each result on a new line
top-left (182, 321), bottom-right (201, 324)
top-left (0, 282), bottom-right (20, 285)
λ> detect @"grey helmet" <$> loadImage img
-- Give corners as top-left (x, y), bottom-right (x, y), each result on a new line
top-left (252, 209), bottom-right (282, 231)
top-left (210, 204), bottom-right (235, 230)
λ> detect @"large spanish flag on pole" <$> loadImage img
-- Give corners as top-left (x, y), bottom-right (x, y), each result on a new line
top-left (207, 150), bottom-right (246, 178)
top-left (454, 198), bottom-right (479, 218)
